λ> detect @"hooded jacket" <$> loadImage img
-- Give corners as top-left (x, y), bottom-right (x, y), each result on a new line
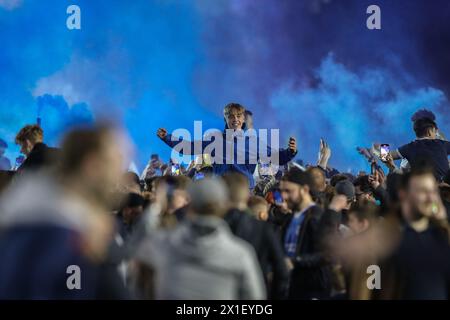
top-left (0, 173), bottom-right (127, 299)
top-left (136, 215), bottom-right (266, 299)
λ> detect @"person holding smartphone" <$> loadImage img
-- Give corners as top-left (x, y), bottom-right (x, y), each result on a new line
top-left (156, 103), bottom-right (297, 189)
top-left (386, 110), bottom-right (450, 182)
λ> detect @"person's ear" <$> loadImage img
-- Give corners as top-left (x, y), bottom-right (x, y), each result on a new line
top-left (361, 218), bottom-right (370, 231)
top-left (302, 185), bottom-right (310, 196)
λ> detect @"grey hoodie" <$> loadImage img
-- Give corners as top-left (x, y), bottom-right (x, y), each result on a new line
top-left (136, 215), bottom-right (266, 300)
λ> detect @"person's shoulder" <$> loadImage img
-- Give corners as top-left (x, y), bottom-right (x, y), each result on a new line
top-left (4, 224), bottom-right (84, 256)
top-left (220, 226), bottom-right (253, 254)
top-left (309, 204), bottom-right (324, 215)
top-left (434, 139), bottom-right (450, 146)
top-left (398, 141), bottom-right (416, 156)
top-left (222, 229), bottom-right (258, 258)
top-left (306, 205), bottom-right (324, 222)
top-left (399, 141), bottom-right (415, 149)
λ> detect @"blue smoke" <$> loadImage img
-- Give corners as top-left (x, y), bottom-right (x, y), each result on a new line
top-left (36, 94), bottom-right (94, 146)
top-left (270, 54), bottom-right (448, 172)
top-left (0, 0), bottom-right (449, 173)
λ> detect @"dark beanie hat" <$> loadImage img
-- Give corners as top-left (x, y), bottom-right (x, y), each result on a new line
top-left (335, 180), bottom-right (356, 200)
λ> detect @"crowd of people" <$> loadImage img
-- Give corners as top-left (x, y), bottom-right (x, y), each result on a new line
top-left (0, 103), bottom-right (449, 300)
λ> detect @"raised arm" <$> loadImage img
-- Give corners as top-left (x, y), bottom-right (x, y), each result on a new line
top-left (156, 128), bottom-right (206, 155)
top-left (261, 136), bottom-right (297, 166)
top-left (389, 149), bottom-right (402, 160)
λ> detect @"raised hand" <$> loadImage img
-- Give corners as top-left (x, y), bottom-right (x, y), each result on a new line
top-left (381, 153), bottom-right (396, 171)
top-left (156, 128), bottom-right (168, 139)
top-left (288, 137), bottom-right (297, 153)
top-left (318, 138), bottom-right (331, 168)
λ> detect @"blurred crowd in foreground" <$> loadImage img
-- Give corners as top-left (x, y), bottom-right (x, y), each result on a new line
top-left (0, 104), bottom-right (449, 300)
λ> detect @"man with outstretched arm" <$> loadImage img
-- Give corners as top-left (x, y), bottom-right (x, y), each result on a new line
top-left (156, 103), bottom-right (297, 188)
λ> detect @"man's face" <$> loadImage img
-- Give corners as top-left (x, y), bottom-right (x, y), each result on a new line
top-left (226, 109), bottom-right (245, 130)
top-left (280, 180), bottom-right (307, 212)
top-left (347, 212), bottom-right (369, 234)
top-left (406, 174), bottom-right (439, 219)
top-left (19, 139), bottom-right (34, 156)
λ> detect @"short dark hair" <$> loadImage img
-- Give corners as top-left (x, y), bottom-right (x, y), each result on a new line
top-left (413, 118), bottom-right (437, 138)
top-left (444, 170), bottom-right (450, 185)
top-left (120, 192), bottom-right (145, 210)
top-left (281, 167), bottom-right (313, 189)
top-left (330, 174), bottom-right (348, 187)
top-left (155, 175), bottom-right (190, 190)
top-left (401, 165), bottom-right (436, 190)
top-left (353, 175), bottom-right (373, 194)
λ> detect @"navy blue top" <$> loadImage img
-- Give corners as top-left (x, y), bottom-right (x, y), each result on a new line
top-left (398, 139), bottom-right (450, 181)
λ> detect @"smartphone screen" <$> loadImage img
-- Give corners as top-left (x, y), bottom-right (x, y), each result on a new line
top-left (380, 144), bottom-right (390, 161)
top-left (194, 172), bottom-right (205, 181)
top-left (273, 190), bottom-right (283, 205)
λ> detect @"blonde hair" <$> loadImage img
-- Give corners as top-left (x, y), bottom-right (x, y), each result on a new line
top-left (15, 124), bottom-right (43, 145)
top-left (223, 103), bottom-right (246, 117)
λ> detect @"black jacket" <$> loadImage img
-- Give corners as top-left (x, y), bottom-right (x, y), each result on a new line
top-left (17, 143), bottom-right (59, 173)
top-left (280, 205), bottom-right (341, 299)
top-left (224, 209), bottom-right (289, 299)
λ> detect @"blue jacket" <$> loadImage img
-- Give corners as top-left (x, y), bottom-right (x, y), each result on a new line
top-left (161, 129), bottom-right (297, 188)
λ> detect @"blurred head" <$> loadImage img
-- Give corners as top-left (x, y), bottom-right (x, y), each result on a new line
top-left (280, 168), bottom-right (313, 212)
top-left (58, 124), bottom-right (125, 207)
top-left (335, 180), bottom-right (356, 209)
top-left (187, 178), bottom-right (229, 217)
top-left (223, 103), bottom-right (246, 130)
top-left (330, 173), bottom-right (350, 187)
top-left (121, 171), bottom-right (142, 194)
top-left (386, 172), bottom-right (403, 204)
top-left (347, 201), bottom-right (379, 234)
top-left (400, 167), bottom-right (440, 221)
top-left (155, 175), bottom-right (191, 214)
top-left (120, 193), bottom-right (145, 225)
top-left (244, 110), bottom-right (254, 129)
top-left (222, 172), bottom-right (250, 210)
top-left (248, 195), bottom-right (269, 221)
top-left (15, 124), bottom-right (43, 156)
top-left (353, 175), bottom-right (375, 204)
top-left (307, 166), bottom-right (327, 193)
top-left (413, 118), bottom-right (438, 139)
